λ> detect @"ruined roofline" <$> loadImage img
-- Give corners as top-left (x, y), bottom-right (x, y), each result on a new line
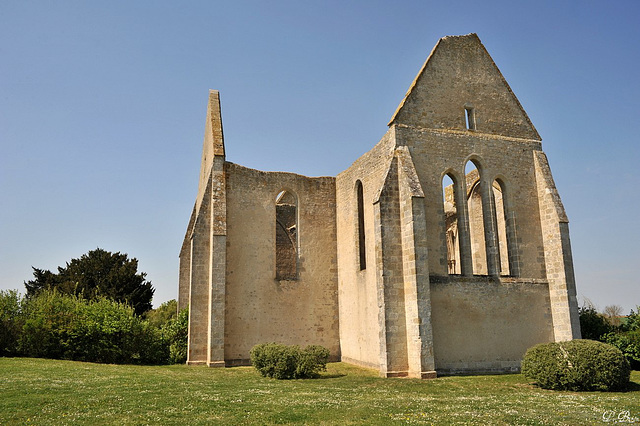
top-left (197, 89), bottom-right (225, 190)
top-left (387, 33), bottom-right (541, 141)
top-left (192, 90), bottom-right (225, 221)
top-left (393, 123), bottom-right (543, 144)
top-left (225, 161), bottom-right (336, 181)
top-left (207, 89), bottom-right (225, 158)
top-left (387, 34), bottom-right (450, 126)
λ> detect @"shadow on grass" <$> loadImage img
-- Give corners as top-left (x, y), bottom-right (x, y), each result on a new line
top-left (316, 373), bottom-right (347, 379)
top-left (624, 380), bottom-right (640, 392)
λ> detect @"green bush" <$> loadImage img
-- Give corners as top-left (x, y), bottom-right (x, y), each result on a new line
top-left (134, 322), bottom-right (170, 365)
top-left (0, 290), bottom-right (24, 356)
top-left (622, 307), bottom-right (640, 332)
top-left (145, 299), bottom-right (178, 329)
top-left (605, 330), bottom-right (640, 370)
top-left (20, 290), bottom-right (79, 359)
top-left (250, 343), bottom-right (330, 379)
top-left (162, 307), bottom-right (188, 364)
top-left (296, 345), bottom-right (330, 378)
top-left (521, 339), bottom-right (631, 391)
top-left (18, 290), bottom-right (169, 364)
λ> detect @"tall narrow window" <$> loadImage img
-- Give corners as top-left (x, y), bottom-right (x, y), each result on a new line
top-left (493, 179), bottom-right (510, 276)
top-left (465, 107), bottom-right (476, 130)
top-left (442, 174), bottom-right (460, 274)
top-left (275, 190), bottom-right (297, 280)
top-left (356, 180), bottom-right (366, 270)
top-left (465, 160), bottom-right (486, 274)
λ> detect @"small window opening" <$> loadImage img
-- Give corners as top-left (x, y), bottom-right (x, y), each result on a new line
top-left (356, 180), bottom-right (366, 270)
top-left (465, 107), bottom-right (476, 131)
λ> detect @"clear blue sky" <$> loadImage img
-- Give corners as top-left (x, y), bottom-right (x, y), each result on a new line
top-left (1, 1), bottom-right (638, 313)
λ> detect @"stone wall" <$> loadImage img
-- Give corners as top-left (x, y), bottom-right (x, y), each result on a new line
top-left (224, 163), bottom-right (340, 363)
top-left (397, 126), bottom-right (544, 280)
top-left (336, 129), bottom-right (396, 370)
top-left (430, 276), bottom-right (554, 374)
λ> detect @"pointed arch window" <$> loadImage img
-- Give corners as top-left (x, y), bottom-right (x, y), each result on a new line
top-left (465, 160), bottom-right (486, 275)
top-left (356, 180), bottom-right (366, 270)
top-left (492, 179), bottom-right (517, 276)
top-left (275, 190), bottom-right (297, 280)
top-left (442, 173), bottom-right (461, 274)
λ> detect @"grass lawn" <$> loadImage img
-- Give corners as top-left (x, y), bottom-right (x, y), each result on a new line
top-left (1, 358), bottom-right (638, 425)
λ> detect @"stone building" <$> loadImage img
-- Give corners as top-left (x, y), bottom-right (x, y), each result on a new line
top-left (178, 33), bottom-right (581, 377)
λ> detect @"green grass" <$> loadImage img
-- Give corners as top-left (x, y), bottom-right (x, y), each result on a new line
top-left (1, 358), bottom-right (638, 425)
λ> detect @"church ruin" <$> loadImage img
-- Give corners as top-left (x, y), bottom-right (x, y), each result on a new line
top-left (178, 33), bottom-right (581, 377)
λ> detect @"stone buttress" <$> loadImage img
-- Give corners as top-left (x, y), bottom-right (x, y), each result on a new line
top-left (179, 90), bottom-right (227, 367)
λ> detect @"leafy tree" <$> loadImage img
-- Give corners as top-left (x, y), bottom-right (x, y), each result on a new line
top-left (622, 307), bottom-right (640, 332)
top-left (603, 305), bottom-right (624, 327)
top-left (578, 306), bottom-right (612, 341)
top-left (604, 330), bottom-right (640, 370)
top-left (162, 307), bottom-right (188, 364)
top-left (145, 299), bottom-right (178, 329)
top-left (0, 290), bottom-right (24, 356)
top-left (25, 248), bottom-right (154, 315)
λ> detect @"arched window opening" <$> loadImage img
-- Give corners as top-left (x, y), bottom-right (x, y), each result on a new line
top-left (493, 179), bottom-right (510, 276)
top-left (442, 174), bottom-right (460, 274)
top-left (465, 161), bottom-right (486, 275)
top-left (356, 180), bottom-right (366, 270)
top-left (275, 190), bottom-right (297, 280)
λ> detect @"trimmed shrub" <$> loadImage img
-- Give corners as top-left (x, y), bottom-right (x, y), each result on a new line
top-left (521, 339), bottom-right (631, 391)
top-left (250, 343), bottom-right (299, 379)
top-left (296, 345), bottom-right (330, 378)
top-left (250, 343), bottom-right (330, 379)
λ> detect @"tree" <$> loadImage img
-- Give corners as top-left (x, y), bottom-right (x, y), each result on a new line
top-left (0, 290), bottom-right (24, 356)
top-left (578, 305), bottom-right (612, 340)
top-left (603, 304), bottom-right (624, 327)
top-left (25, 248), bottom-right (154, 315)
top-left (622, 307), bottom-right (640, 332)
top-left (162, 307), bottom-right (188, 364)
top-left (145, 299), bottom-right (178, 328)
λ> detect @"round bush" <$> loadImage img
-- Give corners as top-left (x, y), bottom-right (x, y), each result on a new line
top-left (250, 343), bottom-right (330, 379)
top-left (521, 339), bottom-right (630, 391)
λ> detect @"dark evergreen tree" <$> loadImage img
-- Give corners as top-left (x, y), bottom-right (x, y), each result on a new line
top-left (578, 305), bottom-right (613, 341)
top-left (25, 248), bottom-right (154, 315)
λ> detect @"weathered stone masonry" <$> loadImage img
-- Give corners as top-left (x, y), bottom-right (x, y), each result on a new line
top-left (179, 33), bottom-right (581, 377)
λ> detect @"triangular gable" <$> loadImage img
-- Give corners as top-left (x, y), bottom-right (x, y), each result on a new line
top-left (389, 34), bottom-right (540, 141)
